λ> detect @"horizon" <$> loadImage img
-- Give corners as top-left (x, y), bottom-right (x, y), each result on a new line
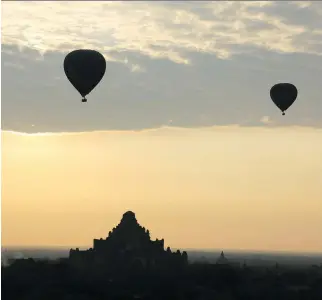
top-left (2, 246), bottom-right (322, 257)
top-left (2, 1), bottom-right (322, 254)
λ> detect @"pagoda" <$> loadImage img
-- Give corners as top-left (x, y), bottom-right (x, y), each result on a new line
top-left (216, 251), bottom-right (229, 265)
top-left (69, 211), bottom-right (188, 271)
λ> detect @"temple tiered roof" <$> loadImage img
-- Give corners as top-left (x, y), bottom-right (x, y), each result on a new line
top-left (69, 211), bottom-right (188, 270)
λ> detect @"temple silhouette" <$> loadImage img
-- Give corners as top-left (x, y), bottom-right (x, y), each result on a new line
top-left (4, 212), bottom-right (322, 300)
top-left (69, 211), bottom-right (188, 271)
top-left (216, 251), bottom-right (229, 265)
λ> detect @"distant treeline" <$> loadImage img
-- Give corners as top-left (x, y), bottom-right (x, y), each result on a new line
top-left (2, 257), bottom-right (322, 300)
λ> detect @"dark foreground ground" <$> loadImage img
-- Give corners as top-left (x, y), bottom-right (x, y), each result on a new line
top-left (2, 259), bottom-right (322, 300)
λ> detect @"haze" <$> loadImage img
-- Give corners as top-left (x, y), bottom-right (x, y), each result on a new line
top-left (1, 1), bottom-right (322, 253)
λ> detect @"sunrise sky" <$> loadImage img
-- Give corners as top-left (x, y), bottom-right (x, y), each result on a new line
top-left (1, 1), bottom-right (322, 253)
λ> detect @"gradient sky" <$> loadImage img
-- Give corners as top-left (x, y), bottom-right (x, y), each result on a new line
top-left (1, 1), bottom-right (322, 252)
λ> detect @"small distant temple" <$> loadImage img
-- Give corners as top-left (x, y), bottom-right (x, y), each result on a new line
top-left (69, 211), bottom-right (188, 270)
top-left (216, 251), bottom-right (229, 265)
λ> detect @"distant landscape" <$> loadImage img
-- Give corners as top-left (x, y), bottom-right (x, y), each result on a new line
top-left (2, 247), bottom-right (322, 267)
top-left (3, 211), bottom-right (322, 299)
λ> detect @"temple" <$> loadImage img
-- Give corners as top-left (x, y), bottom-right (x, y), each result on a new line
top-left (216, 251), bottom-right (229, 265)
top-left (69, 211), bottom-right (188, 271)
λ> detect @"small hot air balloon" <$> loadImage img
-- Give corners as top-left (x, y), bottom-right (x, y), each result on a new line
top-left (64, 49), bottom-right (106, 102)
top-left (270, 83), bottom-right (298, 115)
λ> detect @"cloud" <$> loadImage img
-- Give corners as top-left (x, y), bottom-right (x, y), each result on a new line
top-left (2, 123), bottom-right (322, 140)
top-left (2, 1), bottom-right (322, 65)
top-left (2, 43), bottom-right (322, 134)
top-left (2, 61), bottom-right (24, 70)
top-left (260, 116), bottom-right (273, 125)
top-left (292, 1), bottom-right (312, 9)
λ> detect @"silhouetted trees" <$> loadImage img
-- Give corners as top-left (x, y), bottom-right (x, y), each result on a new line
top-left (3, 254), bottom-right (322, 300)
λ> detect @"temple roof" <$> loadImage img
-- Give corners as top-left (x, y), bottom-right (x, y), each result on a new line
top-left (122, 211), bottom-right (136, 219)
top-left (120, 211), bottom-right (138, 225)
top-left (69, 211), bottom-right (189, 267)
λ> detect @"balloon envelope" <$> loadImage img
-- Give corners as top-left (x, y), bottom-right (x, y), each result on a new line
top-left (64, 49), bottom-right (106, 99)
top-left (270, 83), bottom-right (297, 114)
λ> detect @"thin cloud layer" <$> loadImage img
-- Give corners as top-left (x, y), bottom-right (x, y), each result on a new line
top-left (2, 1), bottom-right (322, 65)
top-left (3, 124), bottom-right (322, 140)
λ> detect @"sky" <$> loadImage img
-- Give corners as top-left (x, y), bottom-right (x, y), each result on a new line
top-left (1, 1), bottom-right (322, 253)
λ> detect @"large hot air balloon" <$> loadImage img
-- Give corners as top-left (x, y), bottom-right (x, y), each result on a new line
top-left (270, 83), bottom-right (298, 115)
top-left (64, 49), bottom-right (106, 102)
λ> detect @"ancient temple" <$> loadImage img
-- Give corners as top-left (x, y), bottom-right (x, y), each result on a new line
top-left (69, 211), bottom-right (188, 270)
top-left (216, 251), bottom-right (229, 265)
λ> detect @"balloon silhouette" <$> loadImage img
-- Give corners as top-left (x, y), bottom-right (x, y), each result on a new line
top-left (64, 49), bottom-right (106, 102)
top-left (270, 83), bottom-right (298, 115)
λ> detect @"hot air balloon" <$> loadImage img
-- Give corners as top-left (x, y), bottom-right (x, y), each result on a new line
top-left (64, 49), bottom-right (106, 102)
top-left (270, 83), bottom-right (298, 115)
